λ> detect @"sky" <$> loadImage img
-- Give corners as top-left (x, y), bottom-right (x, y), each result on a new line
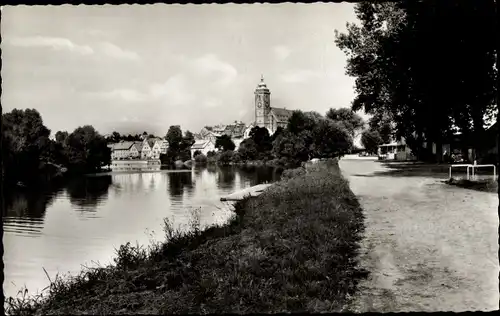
top-left (2, 3), bottom-right (366, 139)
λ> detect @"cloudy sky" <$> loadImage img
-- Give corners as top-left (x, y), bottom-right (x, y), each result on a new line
top-left (2, 3), bottom-right (365, 137)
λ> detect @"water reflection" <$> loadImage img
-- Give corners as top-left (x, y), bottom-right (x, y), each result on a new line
top-left (167, 171), bottom-right (194, 197)
top-left (66, 176), bottom-right (112, 212)
top-left (3, 166), bottom-right (282, 299)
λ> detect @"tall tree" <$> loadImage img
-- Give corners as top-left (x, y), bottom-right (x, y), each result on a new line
top-left (2, 109), bottom-right (52, 183)
top-left (249, 126), bottom-right (272, 155)
top-left (215, 134), bottom-right (236, 151)
top-left (335, 1), bottom-right (497, 161)
top-left (166, 126), bottom-right (183, 150)
top-left (65, 125), bottom-right (110, 172)
top-left (361, 129), bottom-right (383, 154)
top-left (326, 107), bottom-right (365, 138)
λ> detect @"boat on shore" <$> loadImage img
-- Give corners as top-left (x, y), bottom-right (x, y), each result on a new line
top-left (110, 159), bottom-right (161, 172)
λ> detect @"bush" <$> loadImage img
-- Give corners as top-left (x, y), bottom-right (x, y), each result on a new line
top-left (281, 166), bottom-right (307, 180)
top-left (231, 151), bottom-right (242, 163)
top-left (217, 150), bottom-right (234, 165)
top-left (194, 153), bottom-right (208, 164)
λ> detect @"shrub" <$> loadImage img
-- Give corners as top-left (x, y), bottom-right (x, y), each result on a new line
top-left (231, 151), bottom-right (242, 163)
top-left (193, 150), bottom-right (202, 158)
top-left (194, 153), bottom-right (208, 164)
top-left (217, 150), bottom-right (233, 165)
top-left (281, 166), bottom-right (307, 180)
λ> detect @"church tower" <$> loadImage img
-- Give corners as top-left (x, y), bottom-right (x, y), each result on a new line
top-left (254, 75), bottom-right (271, 129)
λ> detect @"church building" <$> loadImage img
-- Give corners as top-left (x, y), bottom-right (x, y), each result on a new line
top-left (254, 76), bottom-right (294, 135)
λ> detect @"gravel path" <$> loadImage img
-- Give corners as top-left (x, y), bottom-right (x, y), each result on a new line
top-left (340, 157), bottom-right (499, 312)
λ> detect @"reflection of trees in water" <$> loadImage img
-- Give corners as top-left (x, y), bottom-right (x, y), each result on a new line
top-left (206, 165), bottom-right (217, 174)
top-left (65, 175), bottom-right (112, 211)
top-left (167, 172), bottom-right (193, 197)
top-left (193, 167), bottom-right (203, 177)
top-left (237, 166), bottom-right (282, 186)
top-left (3, 182), bottom-right (65, 221)
top-left (217, 166), bottom-right (236, 188)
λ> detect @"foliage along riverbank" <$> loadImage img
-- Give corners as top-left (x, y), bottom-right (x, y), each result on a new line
top-left (6, 159), bottom-right (367, 315)
top-left (2, 109), bottom-right (111, 188)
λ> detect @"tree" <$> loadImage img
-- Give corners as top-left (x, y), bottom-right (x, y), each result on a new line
top-left (217, 150), bottom-right (234, 165)
top-left (181, 131), bottom-right (195, 150)
top-left (238, 138), bottom-right (258, 161)
top-left (326, 107), bottom-right (364, 138)
top-left (335, 1), bottom-right (497, 161)
top-left (312, 119), bottom-right (352, 158)
top-left (368, 113), bottom-right (393, 144)
top-left (248, 126), bottom-right (272, 155)
top-left (65, 125), bottom-right (110, 172)
top-left (193, 150), bottom-right (202, 158)
top-left (166, 126), bottom-right (183, 150)
top-left (111, 131), bottom-right (121, 143)
top-left (55, 131), bottom-right (69, 145)
top-left (271, 126), bottom-right (285, 142)
top-left (194, 153), bottom-right (208, 164)
top-left (2, 109), bottom-right (52, 183)
top-left (361, 129), bottom-right (383, 154)
top-left (215, 134), bottom-right (236, 151)
top-left (272, 130), bottom-right (309, 163)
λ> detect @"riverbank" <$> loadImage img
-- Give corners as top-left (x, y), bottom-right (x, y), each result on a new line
top-left (6, 159), bottom-right (367, 314)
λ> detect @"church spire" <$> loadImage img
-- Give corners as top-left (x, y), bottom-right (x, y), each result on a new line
top-left (261, 74), bottom-right (264, 82)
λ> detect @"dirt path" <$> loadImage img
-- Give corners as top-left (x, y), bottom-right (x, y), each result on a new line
top-left (340, 157), bottom-right (499, 312)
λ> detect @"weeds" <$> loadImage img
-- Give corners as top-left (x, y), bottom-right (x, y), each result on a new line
top-left (6, 158), bottom-right (367, 315)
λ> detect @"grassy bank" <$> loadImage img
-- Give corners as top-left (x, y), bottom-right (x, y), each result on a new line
top-left (444, 178), bottom-right (498, 193)
top-left (6, 159), bottom-right (367, 315)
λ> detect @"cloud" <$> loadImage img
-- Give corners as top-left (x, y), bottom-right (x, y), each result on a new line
top-left (202, 98), bottom-right (222, 109)
top-left (98, 42), bottom-right (140, 61)
top-left (273, 45), bottom-right (291, 61)
top-left (191, 54), bottom-right (237, 88)
top-left (280, 69), bottom-right (320, 83)
top-left (96, 89), bottom-right (147, 102)
top-left (149, 75), bottom-right (196, 106)
top-left (9, 36), bottom-right (94, 55)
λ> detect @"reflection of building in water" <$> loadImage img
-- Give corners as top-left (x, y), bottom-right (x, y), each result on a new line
top-left (192, 168), bottom-right (219, 199)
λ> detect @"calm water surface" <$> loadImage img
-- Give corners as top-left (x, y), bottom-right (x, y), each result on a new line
top-left (3, 165), bottom-right (281, 299)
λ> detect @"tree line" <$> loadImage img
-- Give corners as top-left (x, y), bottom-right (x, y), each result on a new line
top-left (194, 107), bottom-right (364, 168)
top-left (2, 109), bottom-right (111, 186)
top-left (336, 1), bottom-right (498, 162)
top-left (2, 106), bottom-right (366, 185)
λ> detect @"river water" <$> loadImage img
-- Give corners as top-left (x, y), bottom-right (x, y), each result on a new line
top-left (2, 165), bottom-right (281, 299)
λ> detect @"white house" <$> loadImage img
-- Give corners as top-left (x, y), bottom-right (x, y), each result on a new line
top-left (111, 141), bottom-right (142, 160)
top-left (159, 139), bottom-right (169, 154)
top-left (141, 139), bottom-right (152, 159)
top-left (190, 139), bottom-right (216, 159)
top-left (148, 138), bottom-right (165, 159)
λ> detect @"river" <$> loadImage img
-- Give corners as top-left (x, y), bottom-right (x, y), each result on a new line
top-left (2, 165), bottom-right (282, 299)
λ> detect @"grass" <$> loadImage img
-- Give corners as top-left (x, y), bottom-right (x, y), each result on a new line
top-left (5, 159), bottom-right (367, 315)
top-left (444, 178), bottom-right (498, 193)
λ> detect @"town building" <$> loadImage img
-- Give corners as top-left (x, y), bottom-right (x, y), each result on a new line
top-left (110, 141), bottom-right (143, 160)
top-left (191, 139), bottom-right (216, 159)
top-left (110, 137), bottom-right (168, 161)
top-left (191, 76), bottom-right (295, 155)
top-left (254, 75), bottom-right (294, 135)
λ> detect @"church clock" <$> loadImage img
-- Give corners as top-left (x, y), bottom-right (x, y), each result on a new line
top-left (254, 75), bottom-right (271, 129)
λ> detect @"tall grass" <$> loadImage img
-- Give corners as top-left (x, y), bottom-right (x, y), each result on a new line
top-left (6, 159), bottom-right (367, 315)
